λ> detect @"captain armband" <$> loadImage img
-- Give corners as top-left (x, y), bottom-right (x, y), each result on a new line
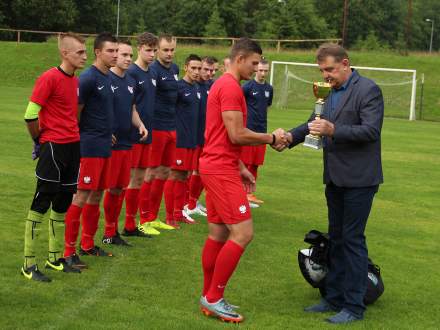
top-left (24, 102), bottom-right (42, 122)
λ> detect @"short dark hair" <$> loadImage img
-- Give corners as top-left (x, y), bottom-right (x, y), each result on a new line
top-left (201, 56), bottom-right (216, 65)
top-left (229, 38), bottom-right (262, 61)
top-left (158, 33), bottom-right (174, 44)
top-left (137, 32), bottom-right (158, 47)
top-left (118, 38), bottom-right (132, 47)
top-left (260, 59), bottom-right (269, 65)
top-left (316, 43), bottom-right (349, 63)
top-left (185, 54), bottom-right (202, 65)
top-left (211, 56), bottom-right (219, 63)
top-left (94, 32), bottom-right (117, 50)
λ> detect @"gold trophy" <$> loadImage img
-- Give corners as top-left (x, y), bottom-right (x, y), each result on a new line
top-left (303, 82), bottom-right (331, 150)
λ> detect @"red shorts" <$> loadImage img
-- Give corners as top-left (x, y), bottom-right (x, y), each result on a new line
top-left (200, 173), bottom-right (251, 224)
top-left (108, 150), bottom-right (132, 189)
top-left (78, 157), bottom-right (111, 191)
top-left (240, 144), bottom-right (267, 166)
top-left (131, 143), bottom-right (151, 168)
top-left (171, 146), bottom-right (200, 171)
top-left (149, 130), bottom-right (176, 167)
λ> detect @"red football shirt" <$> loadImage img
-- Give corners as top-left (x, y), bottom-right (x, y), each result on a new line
top-left (30, 67), bottom-right (79, 144)
top-left (199, 73), bottom-right (247, 175)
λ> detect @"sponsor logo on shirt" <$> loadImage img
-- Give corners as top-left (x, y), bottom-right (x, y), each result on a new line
top-left (161, 76), bottom-right (167, 81)
top-left (252, 91), bottom-right (258, 95)
top-left (239, 205), bottom-right (247, 214)
top-left (151, 79), bottom-right (156, 87)
top-left (138, 80), bottom-right (145, 85)
top-left (97, 85), bottom-right (105, 90)
top-left (176, 159), bottom-right (182, 165)
top-left (265, 91), bottom-right (270, 98)
top-left (197, 92), bottom-right (201, 99)
top-left (128, 86), bottom-right (134, 94)
top-left (184, 93), bottom-right (191, 97)
top-left (111, 85), bottom-right (118, 93)
top-left (83, 176), bottom-right (91, 184)
top-left (174, 74), bottom-right (178, 81)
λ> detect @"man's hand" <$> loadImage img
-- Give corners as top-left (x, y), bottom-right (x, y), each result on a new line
top-left (272, 128), bottom-right (287, 146)
top-left (308, 118), bottom-right (335, 137)
top-left (270, 129), bottom-right (291, 152)
top-left (32, 141), bottom-right (40, 160)
top-left (240, 166), bottom-right (256, 193)
top-left (112, 134), bottom-right (117, 145)
top-left (138, 125), bottom-right (148, 142)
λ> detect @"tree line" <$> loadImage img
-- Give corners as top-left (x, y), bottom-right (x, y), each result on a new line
top-left (0, 0), bottom-right (438, 51)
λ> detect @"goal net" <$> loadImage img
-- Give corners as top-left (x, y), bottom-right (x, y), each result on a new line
top-left (270, 61), bottom-right (417, 120)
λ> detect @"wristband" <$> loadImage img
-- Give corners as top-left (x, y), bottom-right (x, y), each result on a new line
top-left (33, 136), bottom-right (40, 144)
top-left (271, 133), bottom-right (276, 145)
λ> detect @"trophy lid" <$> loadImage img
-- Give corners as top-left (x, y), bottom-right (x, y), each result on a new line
top-left (313, 82), bottom-right (331, 99)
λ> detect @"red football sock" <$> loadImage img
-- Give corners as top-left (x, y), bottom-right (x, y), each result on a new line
top-left (188, 174), bottom-right (203, 210)
top-left (149, 178), bottom-right (166, 221)
top-left (64, 204), bottom-right (82, 257)
top-left (139, 181), bottom-right (152, 222)
top-left (201, 238), bottom-right (225, 296)
top-left (124, 188), bottom-right (139, 230)
top-left (184, 179), bottom-right (189, 206)
top-left (206, 240), bottom-right (245, 303)
top-left (104, 191), bottom-right (120, 237)
top-left (115, 190), bottom-right (126, 233)
top-left (80, 203), bottom-right (100, 251)
top-left (173, 180), bottom-right (186, 220)
top-left (164, 179), bottom-right (175, 221)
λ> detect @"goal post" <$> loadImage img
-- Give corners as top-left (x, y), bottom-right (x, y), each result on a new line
top-left (270, 61), bottom-right (417, 120)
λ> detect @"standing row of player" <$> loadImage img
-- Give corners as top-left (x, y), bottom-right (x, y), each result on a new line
top-left (21, 31), bottom-right (273, 281)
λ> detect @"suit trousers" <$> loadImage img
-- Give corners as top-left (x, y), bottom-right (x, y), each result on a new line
top-left (324, 183), bottom-right (378, 317)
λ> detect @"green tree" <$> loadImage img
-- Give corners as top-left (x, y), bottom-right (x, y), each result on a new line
top-left (204, 4), bottom-right (227, 40)
top-left (10, 0), bottom-right (78, 31)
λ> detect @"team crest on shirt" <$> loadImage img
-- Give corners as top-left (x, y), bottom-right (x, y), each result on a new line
top-left (83, 176), bottom-right (91, 184)
top-left (265, 91), bottom-right (270, 98)
top-left (174, 74), bottom-right (179, 81)
top-left (128, 86), bottom-right (134, 94)
top-left (151, 79), bottom-right (156, 86)
top-left (176, 159), bottom-right (182, 165)
top-left (197, 92), bottom-right (201, 99)
top-left (239, 205), bottom-right (247, 214)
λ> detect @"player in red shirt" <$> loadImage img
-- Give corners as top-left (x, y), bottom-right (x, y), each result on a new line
top-left (21, 33), bottom-right (87, 282)
top-left (198, 38), bottom-right (286, 322)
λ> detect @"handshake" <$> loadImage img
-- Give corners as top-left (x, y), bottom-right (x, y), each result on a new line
top-left (270, 128), bottom-right (291, 152)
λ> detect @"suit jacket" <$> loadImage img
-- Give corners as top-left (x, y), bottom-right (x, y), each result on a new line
top-left (289, 70), bottom-right (384, 187)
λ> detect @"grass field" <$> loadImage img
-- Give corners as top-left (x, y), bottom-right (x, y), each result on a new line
top-left (1, 41), bottom-right (440, 329)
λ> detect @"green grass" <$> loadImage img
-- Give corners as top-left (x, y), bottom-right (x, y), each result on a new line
top-left (1, 40), bottom-right (440, 328)
top-left (1, 80), bottom-right (440, 328)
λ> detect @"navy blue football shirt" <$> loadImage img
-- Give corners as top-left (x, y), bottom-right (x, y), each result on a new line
top-left (126, 63), bottom-right (156, 144)
top-left (175, 79), bottom-right (200, 149)
top-left (109, 70), bottom-right (135, 150)
top-left (197, 80), bottom-right (211, 146)
top-left (149, 60), bottom-right (179, 131)
top-left (242, 80), bottom-right (273, 133)
top-left (78, 65), bottom-right (114, 157)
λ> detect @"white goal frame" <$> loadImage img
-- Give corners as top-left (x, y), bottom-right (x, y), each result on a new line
top-left (270, 61), bottom-right (417, 120)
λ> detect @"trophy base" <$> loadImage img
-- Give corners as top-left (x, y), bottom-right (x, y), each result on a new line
top-left (303, 134), bottom-right (322, 150)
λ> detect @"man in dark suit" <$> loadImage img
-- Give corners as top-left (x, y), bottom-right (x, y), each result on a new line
top-left (276, 43), bottom-right (384, 324)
